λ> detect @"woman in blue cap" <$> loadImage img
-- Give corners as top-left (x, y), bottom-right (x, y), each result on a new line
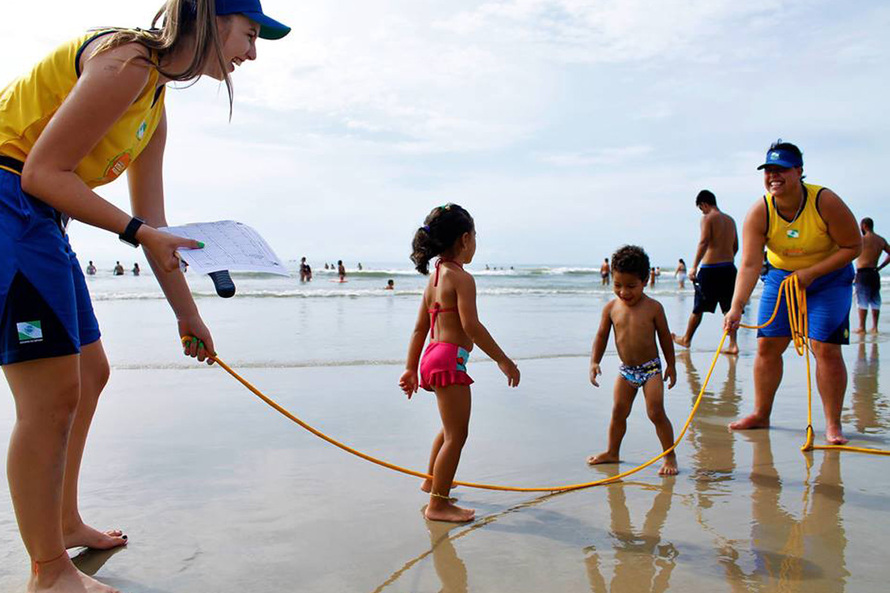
top-left (723, 140), bottom-right (861, 445)
top-left (0, 1), bottom-right (288, 590)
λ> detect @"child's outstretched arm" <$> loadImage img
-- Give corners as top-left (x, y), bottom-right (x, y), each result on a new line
top-left (399, 297), bottom-right (431, 398)
top-left (589, 303), bottom-right (613, 387)
top-left (654, 302), bottom-right (677, 389)
top-left (455, 273), bottom-right (520, 387)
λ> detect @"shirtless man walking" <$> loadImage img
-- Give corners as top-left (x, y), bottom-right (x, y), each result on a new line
top-left (600, 258), bottom-right (611, 286)
top-left (672, 190), bottom-right (740, 354)
top-left (854, 217), bottom-right (890, 334)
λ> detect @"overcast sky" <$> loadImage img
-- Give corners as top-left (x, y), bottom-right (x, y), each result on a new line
top-left (2, 1), bottom-right (889, 267)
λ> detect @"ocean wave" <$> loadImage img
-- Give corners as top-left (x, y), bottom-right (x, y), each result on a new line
top-left (90, 287), bottom-right (612, 301)
top-left (89, 284), bottom-right (753, 301)
top-left (290, 266), bottom-right (611, 277)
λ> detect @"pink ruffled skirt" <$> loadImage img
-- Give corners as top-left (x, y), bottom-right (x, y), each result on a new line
top-left (419, 342), bottom-right (474, 392)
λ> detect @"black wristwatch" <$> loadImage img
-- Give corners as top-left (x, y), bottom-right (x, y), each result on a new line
top-left (119, 217), bottom-right (145, 247)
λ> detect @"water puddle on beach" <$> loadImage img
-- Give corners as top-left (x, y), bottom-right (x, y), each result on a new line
top-left (1, 347), bottom-right (889, 592)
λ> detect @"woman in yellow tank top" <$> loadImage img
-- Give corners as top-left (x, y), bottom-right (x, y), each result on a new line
top-left (0, 2), bottom-right (289, 591)
top-left (724, 141), bottom-right (862, 447)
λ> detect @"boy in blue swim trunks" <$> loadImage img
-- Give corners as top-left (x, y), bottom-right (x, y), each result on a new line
top-left (588, 245), bottom-right (679, 475)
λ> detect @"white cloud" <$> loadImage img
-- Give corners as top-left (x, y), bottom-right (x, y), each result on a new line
top-left (536, 145), bottom-right (653, 167)
top-left (4, 1), bottom-right (890, 266)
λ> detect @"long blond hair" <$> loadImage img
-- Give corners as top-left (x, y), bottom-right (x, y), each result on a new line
top-left (90, 0), bottom-right (233, 115)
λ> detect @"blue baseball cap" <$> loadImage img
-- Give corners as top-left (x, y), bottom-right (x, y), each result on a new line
top-left (215, 0), bottom-right (290, 40)
top-left (757, 146), bottom-right (803, 170)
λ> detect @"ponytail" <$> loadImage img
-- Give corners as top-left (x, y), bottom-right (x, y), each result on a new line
top-left (410, 204), bottom-right (474, 274)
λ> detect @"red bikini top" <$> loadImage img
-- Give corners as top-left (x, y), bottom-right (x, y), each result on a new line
top-left (429, 259), bottom-right (461, 339)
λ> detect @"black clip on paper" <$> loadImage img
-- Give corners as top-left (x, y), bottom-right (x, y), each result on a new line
top-left (208, 270), bottom-right (236, 298)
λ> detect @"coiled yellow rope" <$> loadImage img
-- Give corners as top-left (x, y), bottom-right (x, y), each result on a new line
top-left (741, 274), bottom-right (889, 455)
top-left (182, 275), bottom-right (886, 495)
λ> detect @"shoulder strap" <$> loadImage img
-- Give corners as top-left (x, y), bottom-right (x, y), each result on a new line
top-left (75, 29), bottom-right (117, 77)
top-left (762, 196), bottom-right (770, 237)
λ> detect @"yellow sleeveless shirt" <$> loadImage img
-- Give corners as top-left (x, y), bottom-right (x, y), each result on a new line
top-left (765, 182), bottom-right (838, 271)
top-left (0, 30), bottom-right (166, 188)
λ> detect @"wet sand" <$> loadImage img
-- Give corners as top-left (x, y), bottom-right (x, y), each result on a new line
top-left (2, 340), bottom-right (889, 592)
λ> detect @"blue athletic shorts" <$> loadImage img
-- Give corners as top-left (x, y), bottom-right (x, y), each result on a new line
top-left (0, 168), bottom-right (100, 365)
top-left (756, 264), bottom-right (853, 345)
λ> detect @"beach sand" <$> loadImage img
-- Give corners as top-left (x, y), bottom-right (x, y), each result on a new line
top-left (2, 291), bottom-right (890, 592)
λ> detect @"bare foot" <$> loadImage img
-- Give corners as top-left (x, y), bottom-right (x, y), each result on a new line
top-left (729, 414), bottom-right (770, 430)
top-left (658, 454), bottom-right (679, 476)
top-left (870, 328), bottom-right (880, 335)
top-left (63, 523), bottom-right (127, 551)
top-left (854, 327), bottom-right (866, 335)
top-left (420, 479), bottom-right (457, 494)
top-left (721, 344), bottom-right (739, 356)
top-left (826, 425), bottom-right (849, 445)
top-left (587, 451), bottom-right (619, 465)
top-left (424, 501), bottom-right (475, 523)
top-left (29, 555), bottom-right (121, 592)
top-left (671, 333), bottom-right (691, 348)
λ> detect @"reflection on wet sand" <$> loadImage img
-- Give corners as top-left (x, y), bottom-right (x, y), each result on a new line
top-left (679, 351), bottom-right (741, 492)
top-left (370, 495), bottom-right (559, 593)
top-left (369, 352), bottom-right (859, 593)
top-left (427, 519), bottom-right (468, 593)
top-left (71, 546), bottom-right (126, 577)
top-left (848, 341), bottom-right (890, 434)
top-left (584, 481), bottom-right (677, 593)
top-left (718, 436), bottom-right (848, 592)
top-left (680, 351), bottom-right (849, 592)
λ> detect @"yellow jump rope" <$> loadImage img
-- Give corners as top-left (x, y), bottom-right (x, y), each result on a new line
top-left (181, 275), bottom-right (887, 495)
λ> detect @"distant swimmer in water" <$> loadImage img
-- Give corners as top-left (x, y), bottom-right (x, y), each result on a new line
top-left (113, 261), bottom-right (124, 276)
top-left (588, 245), bottom-right (678, 476)
top-left (600, 257), bottom-right (610, 285)
top-left (299, 256), bottom-right (313, 282)
top-left (132, 262), bottom-right (140, 276)
top-left (400, 203), bottom-right (520, 522)
top-left (86, 260), bottom-right (97, 276)
top-left (724, 140), bottom-right (861, 445)
top-left (854, 217), bottom-right (890, 334)
top-left (385, 279), bottom-right (395, 290)
top-left (649, 267), bottom-right (656, 286)
top-left (337, 259), bottom-right (346, 282)
top-left (675, 258), bottom-right (687, 289)
top-left (672, 190), bottom-right (740, 355)
top-left (358, 262), bottom-right (363, 271)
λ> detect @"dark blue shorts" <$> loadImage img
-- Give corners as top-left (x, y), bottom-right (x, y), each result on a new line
top-left (757, 265), bottom-right (853, 345)
top-left (693, 262), bottom-right (737, 315)
top-left (0, 168), bottom-right (100, 365)
top-left (855, 267), bottom-right (881, 310)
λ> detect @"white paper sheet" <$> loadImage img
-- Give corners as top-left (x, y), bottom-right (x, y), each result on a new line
top-left (159, 220), bottom-right (288, 276)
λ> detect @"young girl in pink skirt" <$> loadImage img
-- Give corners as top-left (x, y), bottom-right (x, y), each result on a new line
top-left (399, 204), bottom-right (521, 522)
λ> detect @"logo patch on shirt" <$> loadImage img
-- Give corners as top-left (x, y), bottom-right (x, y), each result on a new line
top-left (17, 321), bottom-right (43, 343)
top-left (786, 229), bottom-right (800, 239)
top-left (136, 121), bottom-right (147, 141)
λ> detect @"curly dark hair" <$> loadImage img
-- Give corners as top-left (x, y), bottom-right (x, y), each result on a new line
top-left (410, 204), bottom-right (475, 274)
top-left (611, 245), bottom-right (650, 282)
